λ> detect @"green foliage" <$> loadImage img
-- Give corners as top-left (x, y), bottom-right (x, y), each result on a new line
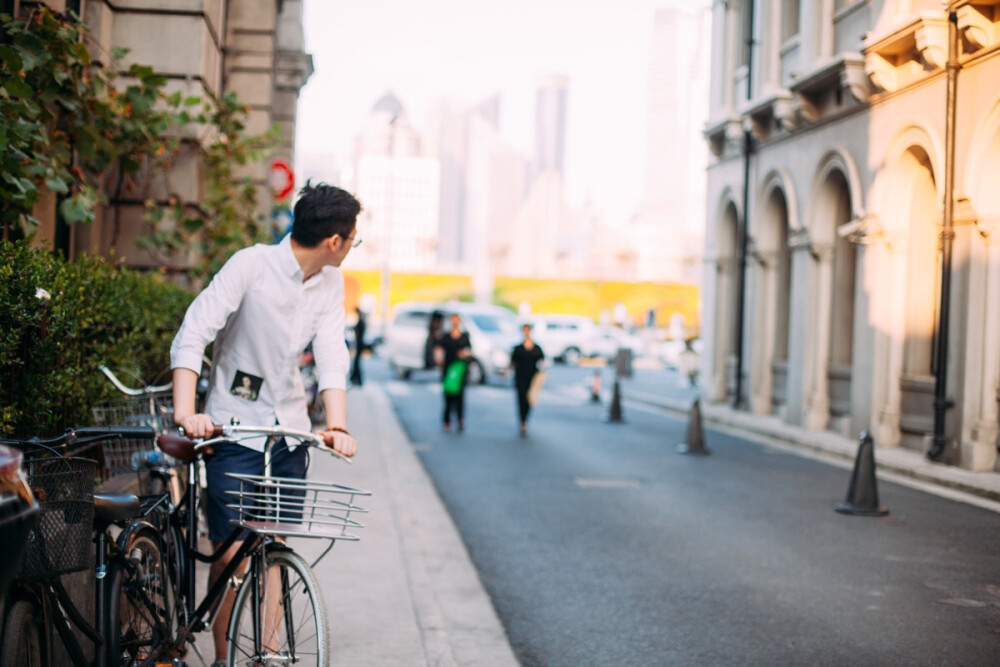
top-left (140, 92), bottom-right (279, 281)
top-left (0, 241), bottom-right (192, 438)
top-left (0, 7), bottom-right (177, 237)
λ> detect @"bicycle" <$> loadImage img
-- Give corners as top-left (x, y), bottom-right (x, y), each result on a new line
top-left (0, 426), bottom-right (175, 667)
top-left (153, 423), bottom-right (370, 666)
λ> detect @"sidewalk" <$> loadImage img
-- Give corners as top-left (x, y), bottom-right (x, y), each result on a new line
top-left (288, 383), bottom-right (519, 667)
top-left (624, 386), bottom-right (1000, 510)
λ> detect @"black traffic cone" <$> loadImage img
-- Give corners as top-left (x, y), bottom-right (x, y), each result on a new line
top-left (606, 379), bottom-right (624, 423)
top-left (676, 398), bottom-right (710, 455)
top-left (834, 431), bottom-right (889, 516)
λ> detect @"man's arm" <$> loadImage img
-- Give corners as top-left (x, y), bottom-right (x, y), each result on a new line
top-left (173, 367), bottom-right (215, 438)
top-left (318, 388), bottom-right (356, 457)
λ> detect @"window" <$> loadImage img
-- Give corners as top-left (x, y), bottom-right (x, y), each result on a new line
top-left (782, 0), bottom-right (800, 42)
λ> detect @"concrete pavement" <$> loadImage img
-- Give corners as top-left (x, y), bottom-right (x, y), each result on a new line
top-left (288, 383), bottom-right (519, 667)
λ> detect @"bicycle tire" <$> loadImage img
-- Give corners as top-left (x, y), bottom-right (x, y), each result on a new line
top-left (106, 528), bottom-right (176, 666)
top-left (0, 599), bottom-right (43, 667)
top-left (227, 547), bottom-right (329, 667)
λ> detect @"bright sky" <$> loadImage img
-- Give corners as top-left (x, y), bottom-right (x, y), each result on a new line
top-left (296, 0), bottom-right (666, 226)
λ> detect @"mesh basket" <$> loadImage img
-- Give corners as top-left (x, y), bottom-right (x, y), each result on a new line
top-left (18, 456), bottom-right (97, 579)
top-left (225, 473), bottom-right (370, 541)
top-left (91, 394), bottom-right (174, 433)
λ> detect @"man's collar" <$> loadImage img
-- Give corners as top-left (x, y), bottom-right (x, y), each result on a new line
top-left (276, 234), bottom-right (304, 280)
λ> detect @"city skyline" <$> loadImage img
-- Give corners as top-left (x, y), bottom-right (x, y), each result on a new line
top-left (295, 0), bottom-right (693, 228)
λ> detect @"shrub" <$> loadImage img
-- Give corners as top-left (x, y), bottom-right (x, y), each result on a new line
top-left (0, 241), bottom-right (191, 437)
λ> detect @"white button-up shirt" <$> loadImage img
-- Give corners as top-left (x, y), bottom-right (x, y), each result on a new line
top-left (170, 235), bottom-right (349, 449)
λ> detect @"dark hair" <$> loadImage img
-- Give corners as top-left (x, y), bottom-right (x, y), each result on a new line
top-left (291, 181), bottom-right (362, 248)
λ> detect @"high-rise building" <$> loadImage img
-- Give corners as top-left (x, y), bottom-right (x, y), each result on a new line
top-left (534, 75), bottom-right (569, 179)
top-left (349, 93), bottom-right (440, 273)
top-left (629, 0), bottom-right (711, 283)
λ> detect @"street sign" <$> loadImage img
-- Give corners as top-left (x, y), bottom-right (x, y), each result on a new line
top-left (270, 158), bottom-right (295, 201)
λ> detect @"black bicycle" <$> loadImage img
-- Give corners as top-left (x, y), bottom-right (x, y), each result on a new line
top-left (0, 426), bottom-right (176, 667)
top-left (152, 423), bottom-right (370, 666)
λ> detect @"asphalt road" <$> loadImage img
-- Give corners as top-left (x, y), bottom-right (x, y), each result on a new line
top-left (364, 356), bottom-right (1000, 666)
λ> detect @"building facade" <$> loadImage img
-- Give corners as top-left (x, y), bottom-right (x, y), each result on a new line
top-left (701, 0), bottom-right (1000, 471)
top-left (15, 0), bottom-right (312, 271)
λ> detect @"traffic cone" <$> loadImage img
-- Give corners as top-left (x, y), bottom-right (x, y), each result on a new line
top-left (834, 431), bottom-right (889, 517)
top-left (676, 398), bottom-right (710, 455)
top-left (606, 379), bottom-right (624, 423)
top-left (590, 370), bottom-right (602, 403)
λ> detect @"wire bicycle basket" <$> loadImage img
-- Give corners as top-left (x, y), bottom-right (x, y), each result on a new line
top-left (225, 473), bottom-right (370, 541)
top-left (18, 455), bottom-right (97, 580)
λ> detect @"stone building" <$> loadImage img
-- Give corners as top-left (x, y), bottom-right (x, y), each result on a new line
top-left (701, 0), bottom-right (1000, 471)
top-left (13, 0), bottom-right (312, 269)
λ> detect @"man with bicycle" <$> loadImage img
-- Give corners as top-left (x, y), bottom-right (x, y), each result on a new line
top-left (170, 181), bottom-right (361, 665)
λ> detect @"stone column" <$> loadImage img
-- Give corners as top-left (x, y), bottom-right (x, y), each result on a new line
top-left (876, 235), bottom-right (908, 447)
top-left (805, 242), bottom-right (836, 430)
top-left (749, 246), bottom-right (777, 415)
top-left (967, 227), bottom-right (1000, 469)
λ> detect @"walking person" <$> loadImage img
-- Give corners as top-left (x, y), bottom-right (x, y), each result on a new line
top-left (511, 323), bottom-right (545, 437)
top-left (169, 182), bottom-right (362, 666)
top-left (350, 307), bottom-right (366, 386)
top-left (436, 312), bottom-right (471, 432)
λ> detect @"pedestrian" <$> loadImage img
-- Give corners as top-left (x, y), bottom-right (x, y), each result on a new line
top-left (169, 181), bottom-right (361, 666)
top-left (425, 310), bottom-right (444, 369)
top-left (350, 306), bottom-right (366, 386)
top-left (436, 312), bottom-right (471, 432)
top-left (510, 322), bottom-right (545, 437)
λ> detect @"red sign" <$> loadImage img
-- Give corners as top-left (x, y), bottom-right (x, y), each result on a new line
top-left (270, 158), bottom-right (295, 201)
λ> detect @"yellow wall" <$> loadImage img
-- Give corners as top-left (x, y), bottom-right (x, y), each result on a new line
top-left (343, 271), bottom-right (699, 331)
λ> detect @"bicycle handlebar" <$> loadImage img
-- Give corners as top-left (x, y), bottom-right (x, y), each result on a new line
top-left (0, 425), bottom-right (156, 451)
top-left (98, 364), bottom-right (172, 396)
top-left (157, 423), bottom-right (352, 464)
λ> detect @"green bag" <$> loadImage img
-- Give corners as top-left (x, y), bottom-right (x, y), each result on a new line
top-left (442, 360), bottom-right (468, 396)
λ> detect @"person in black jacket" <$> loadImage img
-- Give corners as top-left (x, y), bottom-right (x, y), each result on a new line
top-left (349, 307), bottom-right (366, 386)
top-left (435, 313), bottom-right (471, 431)
top-left (510, 323), bottom-right (545, 437)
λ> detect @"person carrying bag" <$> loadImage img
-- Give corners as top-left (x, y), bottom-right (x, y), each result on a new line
top-left (436, 313), bottom-right (472, 431)
top-left (510, 323), bottom-right (545, 437)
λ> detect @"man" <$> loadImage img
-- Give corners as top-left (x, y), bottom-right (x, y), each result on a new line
top-left (170, 181), bottom-right (361, 665)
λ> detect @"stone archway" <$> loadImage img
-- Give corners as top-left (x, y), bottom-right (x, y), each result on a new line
top-left (710, 200), bottom-right (741, 401)
top-left (872, 137), bottom-right (940, 450)
top-left (802, 151), bottom-right (862, 433)
top-left (749, 183), bottom-right (792, 415)
top-left (961, 102), bottom-right (1000, 470)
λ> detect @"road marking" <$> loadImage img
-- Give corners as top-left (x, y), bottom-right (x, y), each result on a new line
top-left (573, 477), bottom-right (640, 489)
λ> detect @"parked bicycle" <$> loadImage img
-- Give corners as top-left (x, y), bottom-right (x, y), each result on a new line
top-left (152, 422), bottom-right (370, 666)
top-left (0, 426), bottom-right (174, 667)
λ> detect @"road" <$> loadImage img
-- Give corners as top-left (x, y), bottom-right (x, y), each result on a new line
top-left (365, 356), bottom-right (1000, 666)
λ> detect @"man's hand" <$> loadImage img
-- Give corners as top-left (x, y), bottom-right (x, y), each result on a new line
top-left (176, 413), bottom-right (215, 439)
top-left (318, 428), bottom-right (357, 459)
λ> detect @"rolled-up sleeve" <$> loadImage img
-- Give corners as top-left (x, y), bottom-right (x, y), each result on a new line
top-left (311, 272), bottom-right (350, 392)
top-left (170, 249), bottom-right (254, 372)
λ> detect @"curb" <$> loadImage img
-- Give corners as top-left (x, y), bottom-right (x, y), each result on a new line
top-left (623, 388), bottom-right (1000, 507)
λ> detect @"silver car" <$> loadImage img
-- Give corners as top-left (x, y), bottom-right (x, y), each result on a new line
top-left (383, 301), bottom-right (521, 384)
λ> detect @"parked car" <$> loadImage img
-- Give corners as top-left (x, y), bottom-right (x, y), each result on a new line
top-left (520, 314), bottom-right (604, 365)
top-left (383, 301), bottom-right (521, 384)
top-left (593, 325), bottom-right (646, 360)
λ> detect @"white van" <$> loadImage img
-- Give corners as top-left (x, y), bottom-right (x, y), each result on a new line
top-left (520, 314), bottom-right (603, 365)
top-left (383, 301), bottom-right (521, 384)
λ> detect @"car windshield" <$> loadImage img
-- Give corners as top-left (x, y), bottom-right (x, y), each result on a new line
top-left (470, 314), bottom-right (517, 334)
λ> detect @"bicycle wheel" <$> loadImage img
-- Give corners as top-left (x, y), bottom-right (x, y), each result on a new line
top-left (227, 547), bottom-right (329, 667)
top-left (106, 528), bottom-right (176, 666)
top-left (0, 600), bottom-right (43, 667)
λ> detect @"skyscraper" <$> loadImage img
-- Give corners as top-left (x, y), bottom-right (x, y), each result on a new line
top-left (534, 74), bottom-right (569, 179)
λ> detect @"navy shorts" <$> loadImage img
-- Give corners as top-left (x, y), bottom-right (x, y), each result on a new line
top-left (204, 439), bottom-right (308, 542)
